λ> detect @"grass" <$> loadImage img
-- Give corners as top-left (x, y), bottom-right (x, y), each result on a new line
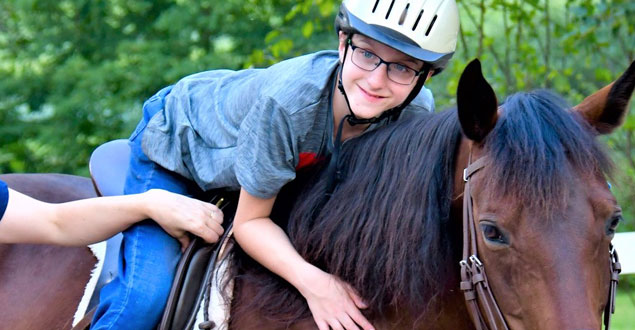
top-left (612, 278), bottom-right (635, 330)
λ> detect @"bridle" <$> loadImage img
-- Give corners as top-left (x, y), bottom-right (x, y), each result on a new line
top-left (459, 155), bottom-right (508, 330)
top-left (459, 153), bottom-right (621, 330)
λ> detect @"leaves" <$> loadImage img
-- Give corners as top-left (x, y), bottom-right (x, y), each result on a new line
top-left (0, 0), bottom-right (633, 225)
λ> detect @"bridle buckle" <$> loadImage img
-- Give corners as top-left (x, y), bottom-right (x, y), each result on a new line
top-left (469, 255), bottom-right (483, 267)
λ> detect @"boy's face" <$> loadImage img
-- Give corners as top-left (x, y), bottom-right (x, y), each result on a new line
top-left (338, 32), bottom-right (431, 119)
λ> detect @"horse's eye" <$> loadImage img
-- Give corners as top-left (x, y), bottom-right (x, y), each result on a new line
top-left (606, 215), bottom-right (623, 236)
top-left (480, 223), bottom-right (508, 244)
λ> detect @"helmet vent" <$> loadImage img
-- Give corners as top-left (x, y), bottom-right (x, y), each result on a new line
top-left (398, 3), bottom-right (410, 25)
top-left (372, 0), bottom-right (380, 13)
top-left (425, 15), bottom-right (438, 36)
top-left (412, 9), bottom-right (424, 31)
top-left (385, 0), bottom-right (396, 19)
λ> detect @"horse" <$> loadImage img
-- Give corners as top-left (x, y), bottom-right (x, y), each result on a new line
top-left (0, 174), bottom-right (99, 330)
top-left (225, 59), bottom-right (635, 330)
top-left (0, 59), bottom-right (632, 330)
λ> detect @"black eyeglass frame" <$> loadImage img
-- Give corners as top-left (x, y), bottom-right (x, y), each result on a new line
top-left (347, 39), bottom-right (424, 85)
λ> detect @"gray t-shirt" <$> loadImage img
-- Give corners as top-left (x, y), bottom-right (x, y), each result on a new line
top-left (142, 50), bottom-right (434, 199)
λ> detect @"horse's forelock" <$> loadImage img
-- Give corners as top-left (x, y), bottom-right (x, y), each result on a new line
top-left (484, 90), bottom-right (613, 218)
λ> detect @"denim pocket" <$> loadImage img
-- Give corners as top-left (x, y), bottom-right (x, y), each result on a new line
top-left (128, 118), bottom-right (148, 142)
top-left (129, 85), bottom-right (174, 141)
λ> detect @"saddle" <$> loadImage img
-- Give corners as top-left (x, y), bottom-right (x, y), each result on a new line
top-left (84, 139), bottom-right (236, 330)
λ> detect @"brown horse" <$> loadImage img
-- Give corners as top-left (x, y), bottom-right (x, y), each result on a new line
top-left (0, 174), bottom-right (98, 330)
top-left (0, 60), bottom-right (632, 330)
top-left (226, 60), bottom-right (635, 330)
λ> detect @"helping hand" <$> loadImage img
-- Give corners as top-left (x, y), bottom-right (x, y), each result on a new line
top-left (143, 189), bottom-right (224, 250)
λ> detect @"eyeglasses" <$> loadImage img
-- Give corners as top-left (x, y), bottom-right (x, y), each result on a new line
top-left (348, 41), bottom-right (422, 85)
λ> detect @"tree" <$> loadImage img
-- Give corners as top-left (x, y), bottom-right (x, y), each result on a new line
top-left (1, 0), bottom-right (633, 226)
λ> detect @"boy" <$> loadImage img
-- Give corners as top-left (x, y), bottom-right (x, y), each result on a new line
top-left (92, 0), bottom-right (459, 329)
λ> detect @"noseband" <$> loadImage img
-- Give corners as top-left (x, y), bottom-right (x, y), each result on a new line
top-left (459, 155), bottom-right (621, 330)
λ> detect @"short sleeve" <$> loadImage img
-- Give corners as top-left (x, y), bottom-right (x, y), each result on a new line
top-left (235, 98), bottom-right (298, 199)
top-left (401, 85), bottom-right (435, 119)
top-left (418, 85), bottom-right (435, 112)
top-left (0, 180), bottom-right (9, 221)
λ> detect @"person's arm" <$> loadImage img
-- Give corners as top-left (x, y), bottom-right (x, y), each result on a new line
top-left (233, 188), bottom-right (374, 330)
top-left (0, 188), bottom-right (224, 248)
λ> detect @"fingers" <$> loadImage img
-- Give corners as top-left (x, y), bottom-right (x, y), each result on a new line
top-left (307, 281), bottom-right (373, 330)
top-left (190, 220), bottom-right (222, 243)
top-left (335, 315), bottom-right (360, 330)
top-left (207, 205), bottom-right (224, 225)
top-left (145, 190), bottom-right (229, 244)
top-left (316, 318), bottom-right (345, 330)
top-left (180, 201), bottom-right (222, 243)
top-left (315, 314), bottom-right (365, 330)
top-left (202, 204), bottom-right (224, 242)
top-left (343, 287), bottom-right (373, 330)
top-left (177, 234), bottom-right (191, 252)
top-left (346, 285), bottom-right (368, 309)
top-left (302, 270), bottom-right (375, 330)
top-left (345, 308), bottom-right (373, 330)
top-left (329, 320), bottom-right (345, 330)
top-left (316, 320), bottom-right (329, 330)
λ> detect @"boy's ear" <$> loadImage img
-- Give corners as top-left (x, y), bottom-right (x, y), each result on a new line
top-left (338, 32), bottom-right (348, 63)
top-left (425, 69), bottom-right (434, 83)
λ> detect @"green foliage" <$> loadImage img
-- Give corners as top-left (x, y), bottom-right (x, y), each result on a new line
top-left (0, 0), bottom-right (633, 227)
top-left (615, 276), bottom-right (635, 330)
top-left (425, 0), bottom-right (635, 228)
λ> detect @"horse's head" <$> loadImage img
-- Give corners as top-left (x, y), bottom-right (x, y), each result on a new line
top-left (455, 59), bottom-right (634, 329)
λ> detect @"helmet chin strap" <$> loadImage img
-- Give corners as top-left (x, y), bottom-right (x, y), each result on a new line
top-left (336, 35), bottom-right (431, 127)
top-left (322, 35), bottom-right (432, 202)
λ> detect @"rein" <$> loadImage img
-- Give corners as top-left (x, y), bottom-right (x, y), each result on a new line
top-left (459, 154), bottom-right (621, 329)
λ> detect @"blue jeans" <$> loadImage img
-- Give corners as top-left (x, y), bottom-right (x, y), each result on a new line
top-left (92, 86), bottom-right (202, 329)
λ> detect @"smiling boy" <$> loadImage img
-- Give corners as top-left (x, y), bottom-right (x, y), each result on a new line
top-left (91, 1), bottom-right (459, 329)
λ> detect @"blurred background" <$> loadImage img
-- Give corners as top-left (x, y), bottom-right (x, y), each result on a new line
top-left (0, 0), bottom-right (633, 326)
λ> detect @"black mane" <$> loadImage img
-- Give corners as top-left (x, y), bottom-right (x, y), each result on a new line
top-left (231, 109), bottom-right (463, 324)
top-left (229, 90), bottom-right (612, 326)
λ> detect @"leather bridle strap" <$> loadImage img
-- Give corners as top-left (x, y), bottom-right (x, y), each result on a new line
top-left (460, 155), bottom-right (621, 330)
top-left (460, 156), bottom-right (509, 330)
top-left (604, 245), bottom-right (621, 329)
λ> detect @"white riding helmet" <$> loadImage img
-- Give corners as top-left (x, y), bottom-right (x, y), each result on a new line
top-left (335, 0), bottom-right (459, 73)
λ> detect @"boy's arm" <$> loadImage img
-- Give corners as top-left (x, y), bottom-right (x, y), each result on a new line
top-left (233, 188), bottom-right (374, 330)
top-left (0, 188), bottom-right (224, 248)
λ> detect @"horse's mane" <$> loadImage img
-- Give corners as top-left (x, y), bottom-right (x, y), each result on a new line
top-left (228, 90), bottom-right (614, 326)
top-left (483, 90), bottom-right (612, 217)
top-left (230, 109), bottom-right (463, 324)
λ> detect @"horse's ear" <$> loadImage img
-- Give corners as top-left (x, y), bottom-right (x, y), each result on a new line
top-left (574, 60), bottom-right (635, 135)
top-left (457, 59), bottom-right (499, 143)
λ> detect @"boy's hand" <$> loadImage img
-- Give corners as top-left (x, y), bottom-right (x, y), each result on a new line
top-left (298, 267), bottom-right (374, 330)
top-left (144, 189), bottom-right (224, 249)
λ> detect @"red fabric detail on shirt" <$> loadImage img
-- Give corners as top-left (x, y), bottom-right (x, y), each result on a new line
top-left (296, 152), bottom-right (321, 170)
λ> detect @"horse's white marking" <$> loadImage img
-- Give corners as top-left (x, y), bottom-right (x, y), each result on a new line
top-left (72, 241), bottom-right (107, 327)
top-left (191, 256), bottom-right (234, 330)
top-left (613, 232), bottom-right (635, 275)
top-left (192, 240), bottom-right (234, 330)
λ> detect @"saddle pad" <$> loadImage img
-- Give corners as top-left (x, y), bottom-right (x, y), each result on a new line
top-left (192, 239), bottom-right (235, 330)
